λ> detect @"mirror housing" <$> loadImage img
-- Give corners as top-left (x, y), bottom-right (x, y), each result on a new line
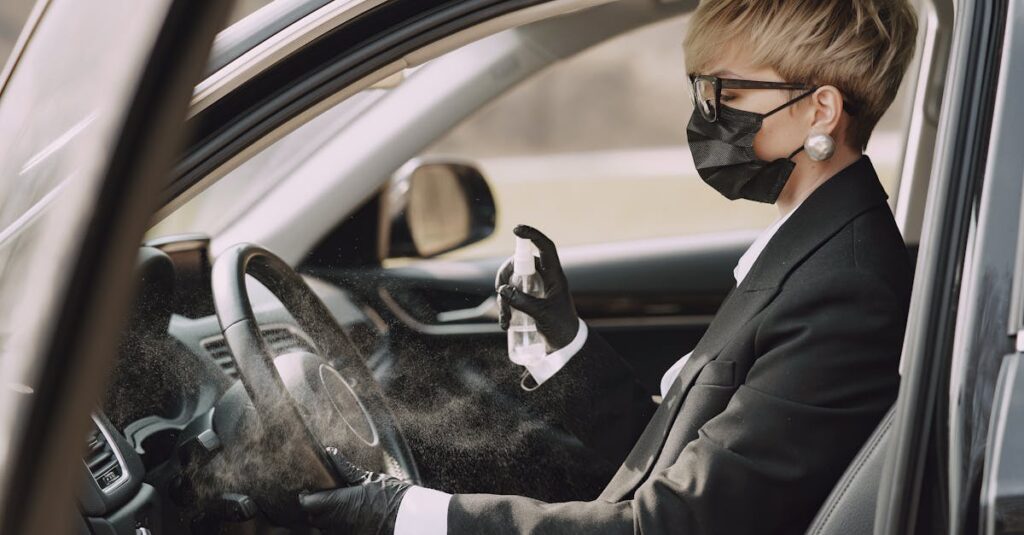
top-left (380, 158), bottom-right (496, 259)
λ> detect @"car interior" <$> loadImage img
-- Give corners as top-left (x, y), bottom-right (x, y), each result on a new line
top-left (74, 0), bottom-right (954, 533)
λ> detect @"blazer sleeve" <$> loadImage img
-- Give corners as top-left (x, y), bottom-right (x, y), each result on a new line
top-left (524, 328), bottom-right (658, 465)
top-left (448, 269), bottom-right (905, 535)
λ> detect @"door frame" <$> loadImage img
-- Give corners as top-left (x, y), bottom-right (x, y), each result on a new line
top-left (876, 0), bottom-right (1009, 533)
top-left (0, 0), bottom-right (231, 532)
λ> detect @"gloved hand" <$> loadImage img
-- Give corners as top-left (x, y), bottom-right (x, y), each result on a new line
top-left (298, 448), bottom-right (411, 535)
top-left (496, 225), bottom-right (580, 351)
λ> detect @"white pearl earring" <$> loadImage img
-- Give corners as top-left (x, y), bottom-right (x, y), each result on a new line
top-left (804, 132), bottom-right (836, 161)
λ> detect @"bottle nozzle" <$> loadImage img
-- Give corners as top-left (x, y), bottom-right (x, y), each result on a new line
top-left (514, 237), bottom-right (536, 275)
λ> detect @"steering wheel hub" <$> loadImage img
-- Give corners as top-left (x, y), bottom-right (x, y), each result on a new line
top-left (273, 350), bottom-right (381, 454)
top-left (319, 364), bottom-right (378, 446)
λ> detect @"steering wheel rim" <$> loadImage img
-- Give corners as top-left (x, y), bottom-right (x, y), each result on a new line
top-left (211, 243), bottom-right (420, 498)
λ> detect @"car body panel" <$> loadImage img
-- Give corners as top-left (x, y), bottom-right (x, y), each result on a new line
top-left (946, 0), bottom-right (1024, 531)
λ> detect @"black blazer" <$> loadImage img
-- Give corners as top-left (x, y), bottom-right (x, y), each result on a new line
top-left (448, 156), bottom-right (913, 534)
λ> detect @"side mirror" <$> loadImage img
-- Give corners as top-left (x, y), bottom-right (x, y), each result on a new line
top-left (380, 158), bottom-right (496, 259)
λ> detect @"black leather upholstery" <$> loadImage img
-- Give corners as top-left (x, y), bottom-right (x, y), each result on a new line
top-left (805, 405), bottom-right (896, 535)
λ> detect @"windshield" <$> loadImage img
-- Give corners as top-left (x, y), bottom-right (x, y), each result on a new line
top-left (149, 88), bottom-right (388, 238)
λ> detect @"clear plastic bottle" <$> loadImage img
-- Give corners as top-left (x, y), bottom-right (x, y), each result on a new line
top-left (507, 237), bottom-right (547, 367)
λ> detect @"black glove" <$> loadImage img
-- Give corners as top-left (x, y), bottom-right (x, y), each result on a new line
top-left (298, 448), bottom-right (411, 535)
top-left (496, 225), bottom-right (580, 351)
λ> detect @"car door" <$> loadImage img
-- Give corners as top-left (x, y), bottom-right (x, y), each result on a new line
top-left (874, 0), bottom-right (1013, 534)
top-left (0, 0), bottom-right (230, 533)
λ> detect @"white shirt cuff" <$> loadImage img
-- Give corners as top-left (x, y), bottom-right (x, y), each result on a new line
top-left (523, 319), bottom-right (589, 387)
top-left (394, 486), bottom-right (452, 535)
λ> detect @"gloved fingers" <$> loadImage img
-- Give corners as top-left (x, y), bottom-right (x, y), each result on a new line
top-left (495, 255), bottom-right (543, 291)
top-left (513, 225), bottom-right (559, 266)
top-left (298, 486), bottom-right (356, 514)
top-left (495, 256), bottom-right (514, 291)
top-left (496, 258), bottom-right (514, 330)
top-left (498, 293), bottom-right (510, 330)
top-left (497, 258), bottom-right (545, 332)
top-left (298, 486), bottom-right (364, 529)
top-left (513, 225), bottom-right (564, 286)
top-left (298, 488), bottom-right (341, 513)
top-left (498, 284), bottom-right (545, 317)
top-left (324, 447), bottom-right (368, 485)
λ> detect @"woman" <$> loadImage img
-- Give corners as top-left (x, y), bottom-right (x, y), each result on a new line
top-left (299, 0), bottom-right (920, 533)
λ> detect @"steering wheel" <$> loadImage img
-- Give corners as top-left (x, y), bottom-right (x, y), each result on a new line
top-left (208, 243), bottom-right (419, 520)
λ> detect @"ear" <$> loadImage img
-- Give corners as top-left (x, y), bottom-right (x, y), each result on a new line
top-left (808, 85), bottom-right (844, 137)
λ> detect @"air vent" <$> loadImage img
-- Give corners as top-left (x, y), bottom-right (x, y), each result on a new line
top-left (85, 418), bottom-right (126, 493)
top-left (201, 324), bottom-right (314, 380)
top-left (262, 325), bottom-right (314, 354)
top-left (202, 336), bottom-right (237, 378)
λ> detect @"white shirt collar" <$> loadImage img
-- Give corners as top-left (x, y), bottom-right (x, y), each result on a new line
top-left (733, 204), bottom-right (800, 285)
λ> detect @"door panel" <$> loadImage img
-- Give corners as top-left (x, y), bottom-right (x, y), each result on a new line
top-left (876, 0), bottom-right (1005, 532)
top-left (372, 233), bottom-right (751, 391)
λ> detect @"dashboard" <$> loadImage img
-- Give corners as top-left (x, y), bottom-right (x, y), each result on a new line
top-left (79, 233), bottom-right (610, 533)
top-left (80, 237), bottom-right (388, 534)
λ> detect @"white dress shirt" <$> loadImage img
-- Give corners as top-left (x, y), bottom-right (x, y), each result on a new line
top-left (657, 205), bottom-right (797, 397)
top-left (394, 207), bottom-right (798, 534)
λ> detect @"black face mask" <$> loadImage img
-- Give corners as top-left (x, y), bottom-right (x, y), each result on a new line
top-left (685, 91), bottom-right (814, 204)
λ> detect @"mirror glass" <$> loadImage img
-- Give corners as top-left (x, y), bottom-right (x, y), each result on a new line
top-left (407, 164), bottom-right (472, 257)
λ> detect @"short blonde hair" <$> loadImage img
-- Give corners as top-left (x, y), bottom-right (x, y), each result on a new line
top-left (684, 0), bottom-right (918, 150)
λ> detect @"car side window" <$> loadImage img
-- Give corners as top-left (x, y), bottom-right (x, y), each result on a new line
top-left (419, 14), bottom-right (914, 260)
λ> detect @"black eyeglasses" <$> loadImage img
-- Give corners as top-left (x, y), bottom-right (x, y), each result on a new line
top-left (688, 74), bottom-right (857, 123)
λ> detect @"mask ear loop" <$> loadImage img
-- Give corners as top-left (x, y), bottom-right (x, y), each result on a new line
top-left (520, 369), bottom-right (541, 391)
top-left (762, 87), bottom-right (819, 118)
top-left (763, 88), bottom-right (816, 163)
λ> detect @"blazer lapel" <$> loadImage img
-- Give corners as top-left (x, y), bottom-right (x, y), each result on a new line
top-left (598, 155), bottom-right (891, 502)
top-left (737, 155), bottom-right (889, 292)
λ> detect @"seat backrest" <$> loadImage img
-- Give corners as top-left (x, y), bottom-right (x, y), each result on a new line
top-left (805, 405), bottom-right (896, 535)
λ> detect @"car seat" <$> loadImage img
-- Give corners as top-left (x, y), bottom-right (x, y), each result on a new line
top-left (805, 405), bottom-right (896, 534)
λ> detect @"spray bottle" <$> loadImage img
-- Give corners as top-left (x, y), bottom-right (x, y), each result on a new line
top-left (507, 237), bottom-right (547, 367)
